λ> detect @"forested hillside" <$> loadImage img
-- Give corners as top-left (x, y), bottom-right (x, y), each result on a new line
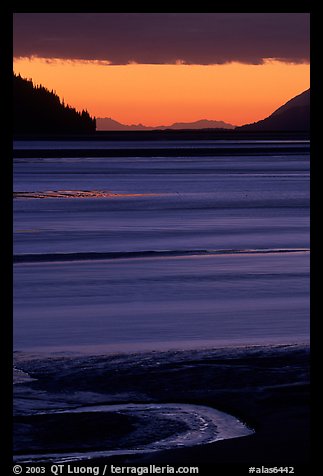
top-left (14, 74), bottom-right (96, 135)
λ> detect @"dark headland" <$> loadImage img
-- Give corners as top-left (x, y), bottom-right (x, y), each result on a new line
top-left (237, 89), bottom-right (310, 132)
top-left (13, 74), bottom-right (96, 135)
top-left (13, 74), bottom-right (309, 142)
top-left (13, 77), bottom-right (310, 469)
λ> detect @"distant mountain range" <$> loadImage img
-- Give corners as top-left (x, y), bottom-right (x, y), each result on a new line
top-left (96, 117), bottom-right (236, 131)
top-left (97, 89), bottom-right (310, 132)
top-left (14, 71), bottom-right (309, 135)
top-left (237, 89), bottom-right (310, 131)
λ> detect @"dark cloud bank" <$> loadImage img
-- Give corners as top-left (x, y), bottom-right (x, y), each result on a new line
top-left (13, 13), bottom-right (309, 65)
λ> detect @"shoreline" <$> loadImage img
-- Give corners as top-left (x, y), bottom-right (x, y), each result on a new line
top-left (13, 130), bottom-right (310, 141)
top-left (13, 145), bottom-right (309, 158)
top-left (13, 339), bottom-right (310, 362)
top-left (14, 342), bottom-right (310, 465)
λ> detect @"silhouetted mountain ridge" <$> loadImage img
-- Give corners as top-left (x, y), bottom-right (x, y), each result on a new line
top-left (14, 74), bottom-right (96, 135)
top-left (238, 89), bottom-right (310, 131)
top-left (96, 117), bottom-right (235, 131)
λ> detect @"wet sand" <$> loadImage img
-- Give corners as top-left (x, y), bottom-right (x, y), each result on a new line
top-left (13, 343), bottom-right (310, 466)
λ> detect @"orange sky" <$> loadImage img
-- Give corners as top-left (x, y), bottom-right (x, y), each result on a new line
top-left (13, 57), bottom-right (310, 126)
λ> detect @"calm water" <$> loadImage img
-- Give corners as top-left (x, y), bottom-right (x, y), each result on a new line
top-left (13, 141), bottom-right (310, 352)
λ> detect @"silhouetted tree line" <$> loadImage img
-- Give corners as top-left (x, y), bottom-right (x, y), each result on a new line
top-left (13, 74), bottom-right (96, 134)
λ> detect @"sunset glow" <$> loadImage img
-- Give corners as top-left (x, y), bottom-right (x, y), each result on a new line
top-left (13, 57), bottom-right (310, 126)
